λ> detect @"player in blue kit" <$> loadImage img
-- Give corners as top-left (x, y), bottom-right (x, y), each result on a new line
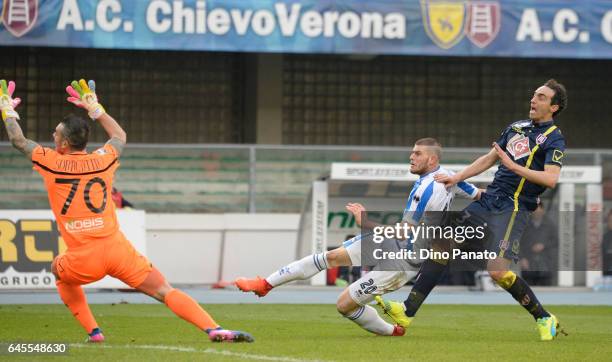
top-left (377, 79), bottom-right (568, 341)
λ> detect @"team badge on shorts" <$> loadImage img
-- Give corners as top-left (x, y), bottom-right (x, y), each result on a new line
top-left (498, 239), bottom-right (509, 251)
top-left (506, 134), bottom-right (531, 160)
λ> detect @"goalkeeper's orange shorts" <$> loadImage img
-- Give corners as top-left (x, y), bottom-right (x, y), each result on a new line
top-left (54, 231), bottom-right (152, 287)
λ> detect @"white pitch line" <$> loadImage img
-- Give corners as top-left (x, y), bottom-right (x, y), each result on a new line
top-left (71, 343), bottom-right (331, 362)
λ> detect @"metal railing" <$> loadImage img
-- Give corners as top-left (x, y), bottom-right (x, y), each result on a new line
top-left (1, 142), bottom-right (611, 213)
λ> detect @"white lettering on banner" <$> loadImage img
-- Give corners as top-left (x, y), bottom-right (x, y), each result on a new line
top-left (174, 0), bottom-right (195, 34)
top-left (323, 12), bottom-right (339, 37)
top-left (97, 0), bottom-right (122, 32)
top-left (301, 10), bottom-right (323, 37)
top-left (231, 9), bottom-right (253, 35)
top-left (337, 11), bottom-right (361, 38)
top-left (553, 9), bottom-right (579, 43)
top-left (196, 0), bottom-right (206, 33)
top-left (55, 0), bottom-right (406, 39)
top-left (139, 0), bottom-right (405, 39)
top-left (208, 8), bottom-right (231, 35)
top-left (276, 3), bottom-right (301, 36)
top-left (602, 11), bottom-right (612, 43)
top-left (147, 0), bottom-right (172, 33)
top-left (252, 10), bottom-right (276, 36)
top-left (57, 0), bottom-right (84, 31)
top-left (516, 8), bottom-right (542, 41)
top-left (517, 8), bottom-right (590, 44)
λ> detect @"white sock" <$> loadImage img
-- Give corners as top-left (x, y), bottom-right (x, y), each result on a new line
top-left (265, 253), bottom-right (328, 287)
top-left (345, 305), bottom-right (394, 335)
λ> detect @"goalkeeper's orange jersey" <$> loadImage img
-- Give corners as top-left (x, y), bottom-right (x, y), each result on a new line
top-left (32, 144), bottom-right (120, 249)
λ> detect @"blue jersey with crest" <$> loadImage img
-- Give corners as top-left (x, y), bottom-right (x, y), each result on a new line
top-left (487, 119), bottom-right (565, 211)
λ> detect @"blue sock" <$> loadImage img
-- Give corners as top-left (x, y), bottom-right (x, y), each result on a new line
top-left (403, 258), bottom-right (447, 317)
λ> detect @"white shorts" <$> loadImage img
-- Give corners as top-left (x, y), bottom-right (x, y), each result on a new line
top-left (348, 270), bottom-right (417, 306)
top-left (342, 234), bottom-right (363, 266)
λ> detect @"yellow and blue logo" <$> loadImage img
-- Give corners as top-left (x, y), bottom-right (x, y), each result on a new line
top-left (421, 0), bottom-right (467, 49)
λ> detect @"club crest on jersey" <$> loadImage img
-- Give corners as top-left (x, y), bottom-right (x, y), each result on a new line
top-left (466, 1), bottom-right (501, 48)
top-left (507, 134), bottom-right (531, 160)
top-left (421, 0), bottom-right (467, 49)
top-left (1, 0), bottom-right (38, 37)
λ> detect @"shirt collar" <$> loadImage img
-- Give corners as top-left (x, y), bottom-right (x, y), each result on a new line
top-left (533, 119), bottom-right (554, 128)
top-left (419, 165), bottom-right (440, 180)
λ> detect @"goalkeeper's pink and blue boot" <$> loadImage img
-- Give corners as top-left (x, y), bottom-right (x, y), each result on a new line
top-left (87, 328), bottom-right (105, 343)
top-left (207, 327), bottom-right (255, 343)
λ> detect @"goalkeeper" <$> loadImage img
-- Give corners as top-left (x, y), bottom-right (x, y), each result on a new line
top-left (1, 79), bottom-right (253, 343)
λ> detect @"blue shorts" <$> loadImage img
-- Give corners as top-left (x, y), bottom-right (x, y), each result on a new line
top-left (460, 193), bottom-right (531, 262)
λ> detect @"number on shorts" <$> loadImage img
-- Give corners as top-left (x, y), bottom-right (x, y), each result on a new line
top-left (360, 278), bottom-right (377, 294)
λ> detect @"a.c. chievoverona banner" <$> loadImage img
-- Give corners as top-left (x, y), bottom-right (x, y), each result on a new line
top-left (1, 0), bottom-right (612, 58)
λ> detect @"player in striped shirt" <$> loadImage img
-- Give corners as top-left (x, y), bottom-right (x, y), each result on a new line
top-left (236, 138), bottom-right (480, 336)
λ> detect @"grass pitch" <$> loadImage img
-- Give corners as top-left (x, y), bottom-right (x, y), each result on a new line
top-left (1, 304), bottom-right (610, 361)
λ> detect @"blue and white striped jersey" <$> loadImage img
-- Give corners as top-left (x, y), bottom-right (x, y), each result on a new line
top-left (402, 166), bottom-right (479, 225)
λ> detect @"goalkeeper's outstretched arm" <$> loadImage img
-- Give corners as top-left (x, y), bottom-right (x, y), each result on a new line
top-left (97, 113), bottom-right (127, 156)
top-left (0, 80), bottom-right (39, 159)
top-left (66, 79), bottom-right (126, 155)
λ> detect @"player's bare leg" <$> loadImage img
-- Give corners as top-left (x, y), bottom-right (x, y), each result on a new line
top-left (236, 246), bottom-right (353, 297)
top-left (336, 289), bottom-right (404, 336)
top-left (136, 267), bottom-right (254, 342)
top-left (51, 258), bottom-right (104, 343)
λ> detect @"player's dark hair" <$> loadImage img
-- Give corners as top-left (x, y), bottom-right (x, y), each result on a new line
top-left (60, 114), bottom-right (90, 151)
top-left (415, 137), bottom-right (442, 159)
top-left (544, 79), bottom-right (567, 117)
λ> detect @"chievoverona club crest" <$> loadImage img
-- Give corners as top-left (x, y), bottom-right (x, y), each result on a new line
top-left (421, 0), bottom-right (467, 49)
